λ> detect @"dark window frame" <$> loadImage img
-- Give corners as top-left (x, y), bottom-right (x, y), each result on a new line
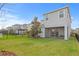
top-left (59, 11), bottom-right (64, 18)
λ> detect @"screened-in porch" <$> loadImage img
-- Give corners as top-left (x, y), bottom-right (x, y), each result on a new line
top-left (45, 27), bottom-right (64, 38)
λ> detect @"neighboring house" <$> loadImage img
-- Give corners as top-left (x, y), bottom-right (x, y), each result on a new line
top-left (71, 28), bottom-right (79, 36)
top-left (40, 7), bottom-right (71, 40)
top-left (75, 28), bottom-right (79, 34)
top-left (6, 24), bottom-right (27, 35)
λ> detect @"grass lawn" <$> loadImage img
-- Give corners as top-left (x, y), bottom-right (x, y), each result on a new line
top-left (0, 35), bottom-right (79, 56)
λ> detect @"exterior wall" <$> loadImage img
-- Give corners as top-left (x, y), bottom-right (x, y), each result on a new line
top-left (45, 28), bottom-right (51, 37)
top-left (14, 30), bottom-right (26, 35)
top-left (66, 7), bottom-right (71, 38)
top-left (42, 7), bottom-right (70, 28)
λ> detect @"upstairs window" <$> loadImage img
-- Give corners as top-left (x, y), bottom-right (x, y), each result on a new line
top-left (46, 17), bottom-right (48, 20)
top-left (45, 15), bottom-right (48, 20)
top-left (59, 11), bottom-right (64, 18)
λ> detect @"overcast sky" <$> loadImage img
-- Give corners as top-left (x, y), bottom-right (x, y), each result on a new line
top-left (0, 3), bottom-right (79, 29)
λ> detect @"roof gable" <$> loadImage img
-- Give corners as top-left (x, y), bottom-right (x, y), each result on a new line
top-left (43, 7), bottom-right (69, 15)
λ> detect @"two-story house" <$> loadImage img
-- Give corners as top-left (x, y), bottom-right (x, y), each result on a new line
top-left (6, 24), bottom-right (27, 35)
top-left (40, 7), bottom-right (71, 40)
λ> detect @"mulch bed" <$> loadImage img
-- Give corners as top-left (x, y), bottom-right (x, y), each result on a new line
top-left (0, 50), bottom-right (16, 56)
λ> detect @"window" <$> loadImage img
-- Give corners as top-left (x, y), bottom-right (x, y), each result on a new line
top-left (46, 18), bottom-right (48, 20)
top-left (45, 15), bottom-right (48, 20)
top-left (59, 11), bottom-right (64, 18)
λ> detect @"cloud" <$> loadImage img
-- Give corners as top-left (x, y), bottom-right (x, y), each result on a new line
top-left (0, 11), bottom-right (30, 29)
top-left (71, 17), bottom-right (79, 29)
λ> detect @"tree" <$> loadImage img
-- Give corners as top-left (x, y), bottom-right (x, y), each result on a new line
top-left (29, 16), bottom-right (41, 38)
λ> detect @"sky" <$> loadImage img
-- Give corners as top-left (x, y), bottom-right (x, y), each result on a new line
top-left (0, 3), bottom-right (79, 29)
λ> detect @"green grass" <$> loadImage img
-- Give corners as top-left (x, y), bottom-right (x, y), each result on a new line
top-left (0, 35), bottom-right (79, 56)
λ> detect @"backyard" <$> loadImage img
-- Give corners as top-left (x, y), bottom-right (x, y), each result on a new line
top-left (0, 35), bottom-right (79, 56)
